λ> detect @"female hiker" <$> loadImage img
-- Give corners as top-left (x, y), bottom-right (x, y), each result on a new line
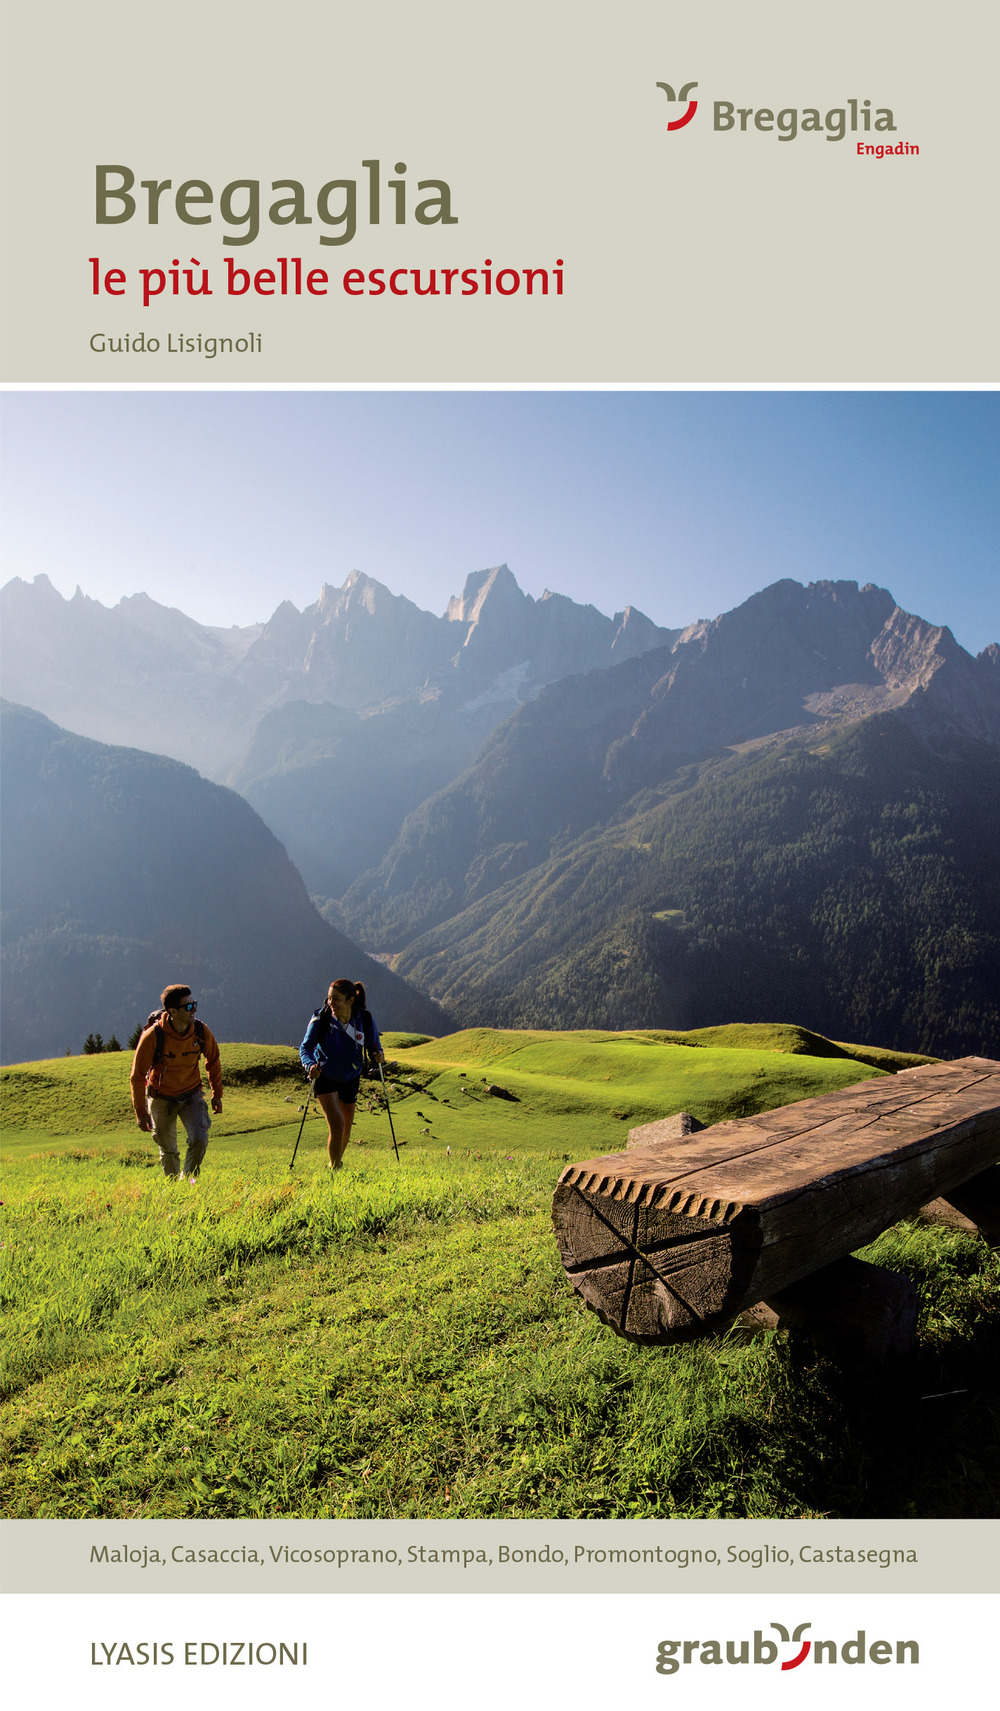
top-left (299, 979), bottom-right (385, 1169)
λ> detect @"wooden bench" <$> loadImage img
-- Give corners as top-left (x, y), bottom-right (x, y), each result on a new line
top-left (552, 1056), bottom-right (1000, 1358)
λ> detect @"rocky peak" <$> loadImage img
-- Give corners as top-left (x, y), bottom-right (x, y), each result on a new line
top-left (335, 569), bottom-right (394, 616)
top-left (604, 578), bottom-right (997, 788)
top-left (261, 597), bottom-right (302, 627)
top-left (610, 605), bottom-right (679, 660)
top-left (4, 572), bottom-right (62, 604)
top-left (870, 608), bottom-right (959, 690)
top-left (446, 563), bottom-right (525, 629)
top-left (235, 598), bottom-right (310, 682)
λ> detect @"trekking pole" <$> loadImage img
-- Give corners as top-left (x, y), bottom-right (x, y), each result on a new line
top-left (377, 1061), bottom-right (401, 1162)
top-left (289, 1084), bottom-right (315, 1171)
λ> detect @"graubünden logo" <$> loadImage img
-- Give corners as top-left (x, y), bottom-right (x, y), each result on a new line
top-left (655, 1622), bottom-right (919, 1674)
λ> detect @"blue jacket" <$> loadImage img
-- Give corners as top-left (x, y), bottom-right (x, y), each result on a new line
top-left (299, 1005), bottom-right (381, 1082)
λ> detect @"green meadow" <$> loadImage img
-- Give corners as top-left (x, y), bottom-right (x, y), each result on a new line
top-left (3, 1025), bottom-right (997, 1520)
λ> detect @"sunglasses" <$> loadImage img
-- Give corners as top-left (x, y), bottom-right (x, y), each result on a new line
top-left (179, 1001), bottom-right (198, 1013)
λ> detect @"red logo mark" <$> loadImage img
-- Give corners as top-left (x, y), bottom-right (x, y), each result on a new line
top-left (656, 80), bottom-right (699, 130)
top-left (773, 1622), bottom-right (812, 1670)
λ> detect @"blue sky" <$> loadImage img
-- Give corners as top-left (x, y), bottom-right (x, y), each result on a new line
top-left (2, 390), bottom-right (997, 653)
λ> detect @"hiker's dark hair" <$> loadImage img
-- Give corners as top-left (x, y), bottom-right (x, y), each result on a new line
top-left (161, 983), bottom-right (192, 1010)
top-left (328, 978), bottom-right (366, 1015)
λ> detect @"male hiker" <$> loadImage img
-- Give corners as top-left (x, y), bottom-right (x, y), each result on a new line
top-left (130, 984), bottom-right (223, 1180)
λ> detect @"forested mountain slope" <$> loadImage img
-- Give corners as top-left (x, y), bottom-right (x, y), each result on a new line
top-left (392, 716), bottom-right (1000, 1057)
top-left (0, 702), bottom-right (450, 1063)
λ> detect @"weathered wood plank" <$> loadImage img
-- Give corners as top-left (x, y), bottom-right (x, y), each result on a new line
top-left (552, 1057), bottom-right (1000, 1345)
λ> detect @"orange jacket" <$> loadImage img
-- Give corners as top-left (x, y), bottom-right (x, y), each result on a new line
top-left (130, 1015), bottom-right (222, 1117)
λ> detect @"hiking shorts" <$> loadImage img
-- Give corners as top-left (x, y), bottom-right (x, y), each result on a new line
top-left (314, 1073), bottom-right (360, 1106)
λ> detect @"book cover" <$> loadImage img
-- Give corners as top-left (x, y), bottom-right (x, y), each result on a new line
top-left (2, 2), bottom-right (997, 1706)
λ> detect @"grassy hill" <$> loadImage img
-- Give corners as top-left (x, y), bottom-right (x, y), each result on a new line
top-left (2, 1043), bottom-right (302, 1137)
top-left (4, 1026), bottom-right (996, 1523)
top-left (0, 1022), bottom-right (930, 1141)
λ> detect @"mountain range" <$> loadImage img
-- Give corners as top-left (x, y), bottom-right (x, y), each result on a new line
top-left (3, 567), bottom-right (998, 1061)
top-left (343, 578), bottom-right (1000, 939)
top-left (0, 564), bottom-right (675, 779)
top-left (338, 577), bottom-right (1000, 1057)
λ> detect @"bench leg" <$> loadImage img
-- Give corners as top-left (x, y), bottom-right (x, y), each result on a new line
top-left (739, 1254), bottom-right (919, 1360)
top-left (938, 1163), bottom-right (1000, 1248)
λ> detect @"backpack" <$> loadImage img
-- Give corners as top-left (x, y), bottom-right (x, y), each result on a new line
top-left (315, 1004), bottom-right (378, 1072)
top-left (144, 1010), bottom-right (206, 1066)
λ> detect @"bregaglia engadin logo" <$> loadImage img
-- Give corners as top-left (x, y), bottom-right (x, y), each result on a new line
top-left (655, 80), bottom-right (699, 130)
top-left (656, 79), bottom-right (914, 151)
top-left (655, 1620), bottom-right (920, 1674)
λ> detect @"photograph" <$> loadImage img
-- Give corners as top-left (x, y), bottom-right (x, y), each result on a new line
top-left (3, 386), bottom-right (998, 1526)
